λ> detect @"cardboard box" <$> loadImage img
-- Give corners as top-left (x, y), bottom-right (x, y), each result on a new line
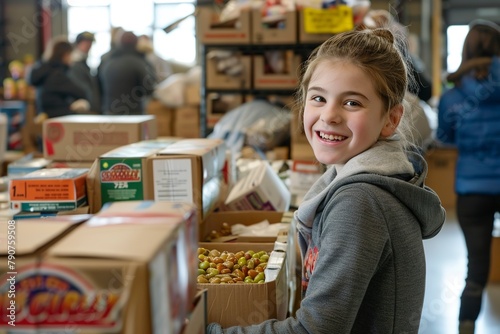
top-left (38, 216), bottom-right (190, 333)
top-left (147, 99), bottom-right (175, 137)
top-left (181, 289), bottom-right (207, 334)
top-left (94, 200), bottom-right (199, 305)
top-left (0, 215), bottom-right (90, 330)
top-left (197, 7), bottom-right (251, 44)
top-left (46, 160), bottom-right (95, 169)
top-left (223, 160), bottom-right (291, 212)
top-left (9, 168), bottom-right (88, 212)
top-left (197, 242), bottom-right (288, 328)
top-left (206, 93), bottom-right (244, 129)
top-left (184, 83), bottom-right (201, 106)
top-left (290, 142), bottom-right (316, 161)
top-left (252, 9), bottom-right (297, 44)
top-left (43, 115), bottom-right (158, 162)
top-left (201, 210), bottom-right (285, 242)
top-left (253, 53), bottom-right (301, 89)
top-left (146, 138), bottom-right (227, 222)
top-left (206, 54), bottom-right (251, 90)
top-left (425, 148), bottom-right (457, 209)
top-left (175, 106), bottom-right (200, 138)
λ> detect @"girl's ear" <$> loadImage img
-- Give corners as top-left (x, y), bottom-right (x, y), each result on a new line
top-left (380, 104), bottom-right (403, 138)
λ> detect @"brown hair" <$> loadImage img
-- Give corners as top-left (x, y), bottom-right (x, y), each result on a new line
top-left (48, 40), bottom-right (73, 63)
top-left (448, 21), bottom-right (500, 82)
top-left (294, 28), bottom-right (413, 148)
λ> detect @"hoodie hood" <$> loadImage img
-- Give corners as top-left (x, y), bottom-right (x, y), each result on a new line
top-left (295, 140), bottom-right (445, 247)
top-left (29, 61), bottom-right (68, 86)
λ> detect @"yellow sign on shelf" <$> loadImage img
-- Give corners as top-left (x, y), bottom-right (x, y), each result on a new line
top-left (303, 6), bottom-right (354, 34)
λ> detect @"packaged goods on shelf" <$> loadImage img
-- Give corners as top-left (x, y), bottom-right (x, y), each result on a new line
top-left (42, 114), bottom-right (158, 162)
top-left (252, 9), bottom-right (297, 44)
top-left (197, 6), bottom-right (252, 44)
top-left (9, 168), bottom-right (88, 212)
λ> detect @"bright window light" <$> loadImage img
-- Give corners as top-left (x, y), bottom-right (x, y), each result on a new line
top-left (446, 25), bottom-right (469, 73)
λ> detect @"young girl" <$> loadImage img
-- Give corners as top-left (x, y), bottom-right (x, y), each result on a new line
top-left (207, 28), bottom-right (445, 334)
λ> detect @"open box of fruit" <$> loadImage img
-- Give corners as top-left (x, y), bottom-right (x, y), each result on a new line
top-left (197, 242), bottom-right (288, 327)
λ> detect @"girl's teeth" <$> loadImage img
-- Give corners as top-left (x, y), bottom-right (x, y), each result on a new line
top-left (320, 132), bottom-right (345, 141)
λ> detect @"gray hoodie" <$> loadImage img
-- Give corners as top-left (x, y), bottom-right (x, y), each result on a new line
top-left (207, 140), bottom-right (445, 334)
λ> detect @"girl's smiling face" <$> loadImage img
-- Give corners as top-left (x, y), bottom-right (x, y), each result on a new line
top-left (303, 59), bottom-right (400, 165)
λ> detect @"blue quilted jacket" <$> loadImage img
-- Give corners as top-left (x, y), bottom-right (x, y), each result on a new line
top-left (437, 57), bottom-right (500, 195)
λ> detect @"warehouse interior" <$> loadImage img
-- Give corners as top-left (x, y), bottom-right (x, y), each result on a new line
top-left (1, 0), bottom-right (500, 333)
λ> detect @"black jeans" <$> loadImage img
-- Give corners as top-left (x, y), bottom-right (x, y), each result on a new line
top-left (457, 194), bottom-right (500, 321)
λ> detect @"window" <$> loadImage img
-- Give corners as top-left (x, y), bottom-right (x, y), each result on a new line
top-left (66, 0), bottom-right (196, 71)
top-left (446, 25), bottom-right (469, 73)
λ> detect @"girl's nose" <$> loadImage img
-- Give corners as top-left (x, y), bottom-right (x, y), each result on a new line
top-left (320, 105), bottom-right (342, 124)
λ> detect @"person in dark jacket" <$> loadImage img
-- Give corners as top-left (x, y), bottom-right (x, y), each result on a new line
top-left (98, 31), bottom-right (156, 115)
top-left (437, 19), bottom-right (500, 334)
top-left (29, 39), bottom-right (88, 118)
top-left (68, 31), bottom-right (101, 113)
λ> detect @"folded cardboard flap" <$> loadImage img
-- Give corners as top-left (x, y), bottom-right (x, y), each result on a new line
top-left (47, 219), bottom-right (180, 262)
top-left (0, 215), bottom-right (90, 256)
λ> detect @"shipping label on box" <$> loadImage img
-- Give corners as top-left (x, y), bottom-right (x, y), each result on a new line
top-left (9, 168), bottom-right (88, 212)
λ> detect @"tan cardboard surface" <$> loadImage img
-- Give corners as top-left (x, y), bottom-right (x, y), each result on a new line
top-left (42, 114), bottom-right (158, 162)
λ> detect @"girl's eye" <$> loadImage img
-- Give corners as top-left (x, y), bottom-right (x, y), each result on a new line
top-left (345, 100), bottom-right (360, 107)
top-left (312, 95), bottom-right (326, 103)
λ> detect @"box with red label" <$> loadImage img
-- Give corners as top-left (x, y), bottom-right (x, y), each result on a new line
top-left (0, 209), bottom-right (194, 334)
top-left (197, 6), bottom-right (251, 45)
top-left (0, 215), bottom-right (91, 330)
top-left (42, 115), bottom-right (158, 162)
top-left (253, 52), bottom-right (301, 89)
top-left (9, 168), bottom-right (88, 212)
top-left (252, 9), bottom-right (297, 44)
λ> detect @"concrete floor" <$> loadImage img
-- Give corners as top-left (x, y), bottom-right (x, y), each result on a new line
top-left (420, 209), bottom-right (500, 334)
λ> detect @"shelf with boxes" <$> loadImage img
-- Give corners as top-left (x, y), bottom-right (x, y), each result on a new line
top-left (196, 4), bottom-right (346, 137)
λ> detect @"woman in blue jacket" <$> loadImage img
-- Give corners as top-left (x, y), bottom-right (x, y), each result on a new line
top-left (437, 19), bottom-right (500, 333)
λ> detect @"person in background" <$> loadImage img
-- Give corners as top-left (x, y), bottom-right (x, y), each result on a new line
top-left (362, 9), bottom-right (435, 152)
top-left (207, 28), bottom-right (445, 334)
top-left (28, 38), bottom-right (89, 118)
top-left (99, 31), bottom-right (156, 115)
top-left (137, 34), bottom-right (173, 84)
top-left (68, 31), bottom-right (101, 113)
top-left (437, 19), bottom-right (500, 334)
